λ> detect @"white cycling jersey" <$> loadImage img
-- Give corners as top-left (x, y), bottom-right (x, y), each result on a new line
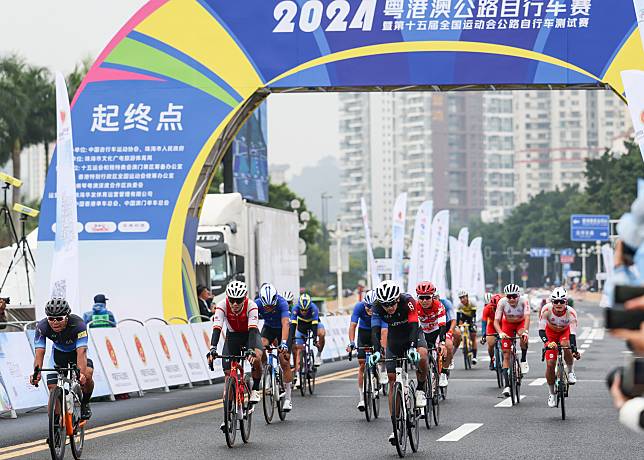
top-left (539, 303), bottom-right (577, 334)
top-left (495, 295), bottom-right (530, 323)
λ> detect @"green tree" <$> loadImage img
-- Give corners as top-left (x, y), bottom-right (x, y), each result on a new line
top-left (66, 57), bottom-right (92, 104)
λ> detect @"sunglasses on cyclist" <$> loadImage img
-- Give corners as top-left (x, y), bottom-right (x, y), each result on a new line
top-left (506, 294), bottom-right (519, 299)
top-left (417, 295), bottom-right (433, 300)
top-left (552, 299), bottom-right (566, 305)
top-left (47, 316), bottom-right (66, 322)
top-left (229, 297), bottom-right (245, 305)
top-left (382, 301), bottom-right (397, 308)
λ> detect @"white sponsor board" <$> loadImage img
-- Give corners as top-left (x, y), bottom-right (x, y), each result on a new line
top-left (145, 323), bottom-right (190, 386)
top-left (89, 328), bottom-right (140, 394)
top-left (621, 70), bottom-right (644, 162)
top-left (190, 322), bottom-right (224, 379)
top-left (118, 324), bottom-right (167, 391)
top-left (0, 332), bottom-right (48, 409)
top-left (169, 324), bottom-right (210, 383)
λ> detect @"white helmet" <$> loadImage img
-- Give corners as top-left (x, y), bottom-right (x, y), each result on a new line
top-left (457, 289), bottom-right (468, 298)
top-left (504, 283), bottom-right (521, 295)
top-left (484, 292), bottom-right (493, 304)
top-left (363, 290), bottom-right (377, 307)
top-left (376, 280), bottom-right (401, 305)
top-left (550, 287), bottom-right (568, 301)
top-left (282, 290), bottom-right (294, 303)
top-left (226, 280), bottom-right (248, 299)
top-left (260, 283), bottom-right (278, 306)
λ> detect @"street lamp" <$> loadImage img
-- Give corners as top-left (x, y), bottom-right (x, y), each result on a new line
top-left (519, 260), bottom-right (529, 290)
top-left (495, 265), bottom-right (503, 292)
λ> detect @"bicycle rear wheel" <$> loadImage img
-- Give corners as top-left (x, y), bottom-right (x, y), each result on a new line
top-left (307, 350), bottom-right (316, 395)
top-left (223, 378), bottom-right (237, 448)
top-left (371, 367), bottom-right (380, 419)
top-left (407, 381), bottom-right (419, 453)
top-left (277, 370), bottom-right (287, 421)
top-left (298, 352), bottom-right (306, 397)
top-left (240, 381), bottom-right (252, 444)
top-left (48, 387), bottom-right (66, 460)
top-left (262, 365), bottom-right (275, 424)
top-left (70, 385), bottom-right (85, 459)
top-left (392, 383), bottom-right (406, 458)
top-left (431, 363), bottom-right (440, 426)
top-left (363, 364), bottom-right (372, 422)
top-left (423, 375), bottom-right (431, 430)
top-left (463, 334), bottom-right (471, 370)
top-left (494, 345), bottom-right (503, 389)
top-left (509, 354), bottom-right (517, 406)
top-left (513, 356), bottom-right (521, 404)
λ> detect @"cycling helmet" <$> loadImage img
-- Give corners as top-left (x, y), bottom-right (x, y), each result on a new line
top-left (484, 292), bottom-right (493, 304)
top-left (457, 289), bottom-right (468, 298)
top-left (260, 283), bottom-right (278, 306)
top-left (363, 290), bottom-right (377, 307)
top-left (504, 284), bottom-right (521, 295)
top-left (225, 280), bottom-right (248, 299)
top-left (376, 280), bottom-right (401, 305)
top-left (282, 290), bottom-right (294, 303)
top-left (299, 293), bottom-right (312, 309)
top-left (550, 287), bottom-right (568, 301)
top-left (45, 298), bottom-right (71, 317)
top-left (416, 281), bottom-right (436, 296)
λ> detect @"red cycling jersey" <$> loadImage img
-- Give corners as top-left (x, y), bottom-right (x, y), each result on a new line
top-left (418, 299), bottom-right (446, 334)
top-left (213, 298), bottom-right (259, 333)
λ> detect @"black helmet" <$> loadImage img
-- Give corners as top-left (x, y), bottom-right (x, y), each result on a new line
top-left (45, 298), bottom-right (71, 317)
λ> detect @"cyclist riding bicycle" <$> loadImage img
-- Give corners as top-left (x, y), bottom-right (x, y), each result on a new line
top-left (30, 298), bottom-right (95, 421)
top-left (289, 293), bottom-right (325, 382)
top-left (416, 282), bottom-right (448, 388)
top-left (282, 290), bottom-right (295, 313)
top-left (347, 289), bottom-right (387, 411)
top-left (494, 283), bottom-right (531, 397)
top-left (368, 280), bottom-right (426, 444)
top-left (455, 289), bottom-right (480, 364)
top-left (438, 292), bottom-right (456, 380)
top-left (255, 283), bottom-right (293, 412)
top-left (481, 292), bottom-right (503, 371)
top-left (209, 280), bottom-right (263, 420)
top-left (539, 287), bottom-right (581, 408)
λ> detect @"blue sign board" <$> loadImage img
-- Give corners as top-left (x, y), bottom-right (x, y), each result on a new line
top-left (232, 103), bottom-right (268, 203)
top-left (530, 248), bottom-right (551, 258)
top-left (570, 215), bottom-right (610, 242)
top-left (560, 248), bottom-right (575, 257)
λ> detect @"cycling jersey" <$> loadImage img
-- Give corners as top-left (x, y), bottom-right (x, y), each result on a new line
top-left (371, 293), bottom-right (419, 348)
top-left (254, 294), bottom-right (289, 329)
top-left (495, 296), bottom-right (530, 323)
top-left (290, 302), bottom-right (320, 326)
top-left (538, 304), bottom-right (578, 334)
top-left (418, 299), bottom-right (446, 334)
top-left (34, 314), bottom-right (88, 353)
top-left (456, 298), bottom-right (479, 318)
top-left (351, 301), bottom-right (383, 331)
top-left (441, 298), bottom-right (455, 323)
top-left (481, 294), bottom-right (502, 336)
top-left (212, 298), bottom-right (259, 333)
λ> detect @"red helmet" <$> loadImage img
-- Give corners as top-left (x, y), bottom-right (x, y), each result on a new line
top-left (416, 281), bottom-right (436, 296)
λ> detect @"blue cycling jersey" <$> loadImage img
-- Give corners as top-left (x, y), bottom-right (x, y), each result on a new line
top-left (441, 298), bottom-right (455, 323)
top-left (34, 314), bottom-right (88, 353)
top-left (254, 294), bottom-right (289, 329)
top-left (290, 302), bottom-right (320, 325)
top-left (351, 301), bottom-right (387, 331)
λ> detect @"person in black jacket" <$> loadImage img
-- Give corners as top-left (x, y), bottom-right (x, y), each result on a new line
top-left (197, 285), bottom-right (213, 320)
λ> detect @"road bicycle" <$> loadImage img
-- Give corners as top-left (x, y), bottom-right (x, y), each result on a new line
top-left (485, 334), bottom-right (504, 389)
top-left (503, 335), bottom-right (523, 405)
top-left (298, 329), bottom-right (317, 396)
top-left (382, 356), bottom-right (420, 458)
top-left (262, 346), bottom-right (287, 424)
top-left (348, 346), bottom-right (381, 422)
top-left (209, 349), bottom-right (254, 448)
top-left (33, 365), bottom-right (86, 460)
top-left (421, 344), bottom-right (441, 429)
top-left (460, 322), bottom-right (474, 369)
top-left (542, 344), bottom-right (574, 420)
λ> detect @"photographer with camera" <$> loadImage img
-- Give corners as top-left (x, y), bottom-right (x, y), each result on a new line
top-left (0, 297), bottom-right (8, 330)
top-left (605, 197), bottom-right (644, 433)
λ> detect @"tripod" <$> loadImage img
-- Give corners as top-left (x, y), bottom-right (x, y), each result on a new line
top-left (0, 209), bottom-right (36, 304)
top-left (0, 183), bottom-right (19, 246)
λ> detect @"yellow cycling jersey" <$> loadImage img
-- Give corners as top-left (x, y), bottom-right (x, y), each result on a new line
top-left (457, 299), bottom-right (478, 317)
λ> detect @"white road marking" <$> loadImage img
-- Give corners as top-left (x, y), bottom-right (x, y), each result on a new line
top-left (529, 378), bottom-right (547, 386)
top-left (588, 313), bottom-right (599, 328)
top-left (437, 423), bottom-right (484, 442)
top-left (593, 328), bottom-right (605, 340)
top-left (495, 395), bottom-right (526, 407)
top-left (578, 327), bottom-right (592, 340)
top-left (581, 344), bottom-right (591, 349)
top-left (622, 351), bottom-right (633, 354)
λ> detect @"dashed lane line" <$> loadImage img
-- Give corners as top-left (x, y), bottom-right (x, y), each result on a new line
top-left (494, 395), bottom-right (526, 407)
top-left (437, 423), bottom-right (483, 442)
top-left (529, 378), bottom-right (547, 386)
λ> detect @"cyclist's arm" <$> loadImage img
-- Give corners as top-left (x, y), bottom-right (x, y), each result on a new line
top-left (246, 303), bottom-right (260, 350)
top-left (33, 347), bottom-right (45, 372)
top-left (569, 307), bottom-right (578, 352)
top-left (311, 304), bottom-right (319, 337)
top-left (493, 302), bottom-right (503, 335)
top-left (287, 309), bottom-right (298, 349)
top-left (538, 308), bottom-right (548, 343)
top-left (348, 321), bottom-right (357, 344)
top-left (76, 346), bottom-right (89, 375)
top-left (437, 302), bottom-right (447, 342)
top-left (522, 300), bottom-right (531, 331)
top-left (380, 327), bottom-right (388, 350)
top-left (371, 312), bottom-right (382, 352)
top-left (407, 299), bottom-right (419, 347)
top-left (279, 299), bottom-right (290, 343)
top-left (210, 306), bottom-right (225, 348)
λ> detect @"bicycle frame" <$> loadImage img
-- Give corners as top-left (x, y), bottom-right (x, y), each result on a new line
top-left (36, 366), bottom-right (83, 436)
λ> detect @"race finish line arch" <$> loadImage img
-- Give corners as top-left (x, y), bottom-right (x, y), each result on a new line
top-left (36, 0), bottom-right (644, 321)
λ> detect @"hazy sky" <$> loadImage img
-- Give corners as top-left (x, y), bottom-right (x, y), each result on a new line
top-left (0, 0), bottom-right (339, 179)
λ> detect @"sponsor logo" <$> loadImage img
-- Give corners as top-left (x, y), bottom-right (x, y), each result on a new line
top-left (105, 337), bottom-right (118, 368)
top-left (85, 221), bottom-right (117, 233)
top-left (159, 333), bottom-right (171, 361)
top-left (181, 332), bottom-right (192, 359)
top-left (134, 335), bottom-right (146, 364)
top-left (59, 110), bottom-right (66, 123)
top-left (77, 330), bottom-right (87, 339)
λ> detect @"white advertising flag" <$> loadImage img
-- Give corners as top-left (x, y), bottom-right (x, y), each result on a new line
top-left (634, 0), bottom-right (644, 52)
top-left (407, 201), bottom-right (433, 292)
top-left (449, 237), bottom-right (459, 299)
top-left (361, 197), bottom-right (380, 289)
top-left (49, 72), bottom-right (80, 312)
top-left (457, 228), bottom-right (470, 296)
top-left (469, 237), bottom-right (485, 299)
top-left (621, 70), bottom-right (644, 162)
top-left (391, 193), bottom-right (407, 284)
top-left (427, 210), bottom-right (450, 282)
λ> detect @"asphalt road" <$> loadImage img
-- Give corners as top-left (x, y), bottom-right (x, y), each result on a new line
top-left (2, 300), bottom-right (644, 459)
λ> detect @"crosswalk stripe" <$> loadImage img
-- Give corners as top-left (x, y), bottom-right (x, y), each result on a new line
top-left (581, 343), bottom-right (590, 348)
top-left (494, 395), bottom-right (526, 407)
top-left (578, 327), bottom-right (592, 340)
top-left (529, 378), bottom-right (547, 386)
top-left (437, 423), bottom-right (483, 441)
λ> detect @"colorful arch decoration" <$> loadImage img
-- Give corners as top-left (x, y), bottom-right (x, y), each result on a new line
top-left (37, 0), bottom-right (644, 320)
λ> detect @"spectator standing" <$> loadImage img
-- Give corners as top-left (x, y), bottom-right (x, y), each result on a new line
top-left (0, 297), bottom-right (7, 330)
top-left (197, 285), bottom-right (213, 319)
top-left (83, 294), bottom-right (116, 328)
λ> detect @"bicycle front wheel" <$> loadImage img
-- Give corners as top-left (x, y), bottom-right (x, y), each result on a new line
top-left (392, 383), bottom-right (406, 458)
top-left (240, 381), bottom-right (252, 444)
top-left (48, 386), bottom-right (66, 460)
top-left (494, 345), bottom-right (503, 389)
top-left (509, 354), bottom-right (517, 406)
top-left (407, 381), bottom-right (419, 453)
top-left (431, 364), bottom-right (440, 426)
top-left (223, 378), bottom-right (237, 448)
top-left (277, 369), bottom-right (287, 421)
top-left (463, 334), bottom-right (471, 370)
top-left (363, 364), bottom-right (372, 422)
top-left (70, 385), bottom-right (85, 460)
top-left (513, 356), bottom-right (521, 404)
top-left (298, 352), bottom-right (306, 397)
top-left (307, 351), bottom-right (316, 395)
top-left (371, 367), bottom-right (380, 419)
top-left (262, 365), bottom-right (275, 424)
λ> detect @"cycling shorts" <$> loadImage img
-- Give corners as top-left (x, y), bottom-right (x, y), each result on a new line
top-left (424, 330), bottom-right (441, 349)
top-left (222, 330), bottom-right (262, 371)
top-left (457, 312), bottom-right (476, 327)
top-left (486, 321), bottom-right (497, 337)
top-left (501, 318), bottom-right (526, 350)
top-left (261, 325), bottom-right (282, 345)
top-left (46, 349), bottom-right (94, 385)
top-left (384, 334), bottom-right (427, 374)
top-left (356, 328), bottom-right (373, 360)
top-left (295, 325), bottom-right (318, 346)
top-left (544, 325), bottom-right (571, 361)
